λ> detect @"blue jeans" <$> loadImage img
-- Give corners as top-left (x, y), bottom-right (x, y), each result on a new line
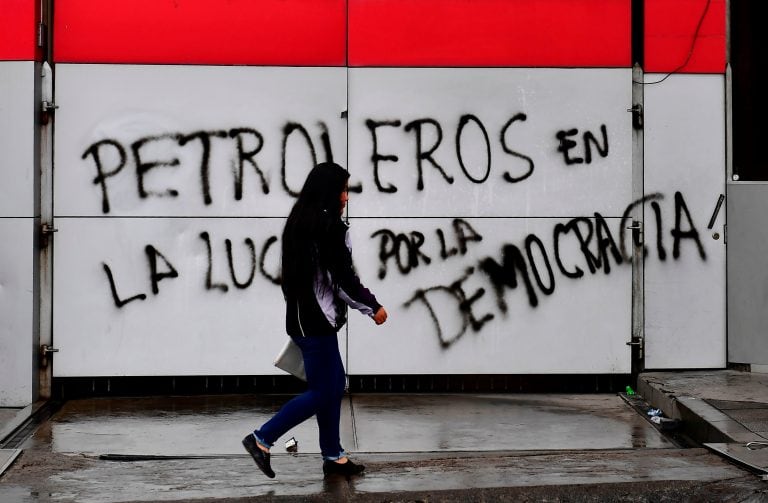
top-left (254, 333), bottom-right (347, 460)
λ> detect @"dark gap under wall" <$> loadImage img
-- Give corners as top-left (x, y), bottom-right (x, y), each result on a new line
top-left (53, 374), bottom-right (632, 399)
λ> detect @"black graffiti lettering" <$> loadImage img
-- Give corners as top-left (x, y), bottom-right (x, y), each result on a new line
top-left (83, 139), bottom-right (127, 214)
top-left (568, 218), bottom-right (601, 274)
top-left (583, 125), bottom-right (609, 163)
top-left (102, 262), bottom-right (147, 308)
top-left (318, 121), bottom-right (334, 164)
top-left (103, 231), bottom-right (283, 308)
top-left (455, 114), bottom-right (491, 184)
top-left (132, 135), bottom-right (182, 200)
top-left (398, 191), bottom-right (710, 346)
top-left (85, 121), bottom-right (332, 210)
top-left (480, 243), bottom-right (539, 311)
top-left (525, 234), bottom-right (555, 295)
top-left (557, 126), bottom-right (610, 166)
top-left (553, 221), bottom-right (585, 279)
top-left (651, 201), bottom-right (667, 261)
top-left (259, 235), bottom-right (282, 285)
top-left (366, 119), bottom-right (400, 193)
top-left (199, 231), bottom-right (229, 292)
top-left (619, 193), bottom-right (664, 261)
top-left (225, 238), bottom-right (257, 289)
top-left (347, 180), bottom-right (363, 194)
top-left (394, 234), bottom-right (412, 273)
top-left (229, 128), bottom-right (269, 200)
top-left (404, 286), bottom-right (462, 348)
top-left (404, 118), bottom-right (454, 190)
top-left (370, 229), bottom-right (432, 279)
top-left (372, 229), bottom-right (395, 279)
top-left (281, 122), bottom-right (318, 197)
top-left (404, 267), bottom-right (493, 349)
top-left (451, 267), bottom-right (494, 333)
top-left (594, 212), bottom-right (623, 274)
top-left (672, 191), bottom-right (706, 260)
top-left (145, 245), bottom-right (179, 295)
top-left (500, 113), bottom-right (535, 183)
top-left (556, 128), bottom-right (583, 165)
top-left (437, 228), bottom-right (458, 260)
top-left (453, 218), bottom-right (483, 254)
top-left (177, 130), bottom-right (228, 205)
top-left (410, 231), bottom-right (433, 268)
top-left (372, 220), bottom-right (481, 279)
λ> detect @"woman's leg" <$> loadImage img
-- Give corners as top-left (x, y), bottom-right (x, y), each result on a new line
top-left (254, 335), bottom-right (344, 456)
top-left (314, 337), bottom-right (346, 460)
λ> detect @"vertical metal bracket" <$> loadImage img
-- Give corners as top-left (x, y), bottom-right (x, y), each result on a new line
top-left (627, 104), bottom-right (644, 130)
top-left (39, 345), bottom-right (59, 368)
top-left (626, 338), bottom-right (644, 359)
top-left (627, 220), bottom-right (644, 244)
top-left (41, 222), bottom-right (58, 248)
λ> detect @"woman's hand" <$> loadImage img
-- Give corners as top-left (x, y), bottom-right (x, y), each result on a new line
top-left (373, 307), bottom-right (388, 325)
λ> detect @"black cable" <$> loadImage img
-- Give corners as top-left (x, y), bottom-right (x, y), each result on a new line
top-left (634, 0), bottom-right (712, 85)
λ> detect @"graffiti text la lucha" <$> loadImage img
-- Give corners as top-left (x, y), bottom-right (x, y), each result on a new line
top-left (102, 232), bottom-right (281, 308)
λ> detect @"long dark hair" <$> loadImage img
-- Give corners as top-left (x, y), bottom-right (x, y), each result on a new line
top-left (281, 162), bottom-right (350, 298)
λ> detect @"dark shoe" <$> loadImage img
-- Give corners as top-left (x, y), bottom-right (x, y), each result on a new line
top-left (323, 459), bottom-right (365, 477)
top-left (242, 434), bottom-right (275, 478)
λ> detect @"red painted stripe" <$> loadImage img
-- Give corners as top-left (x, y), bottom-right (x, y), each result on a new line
top-left (54, 0), bottom-right (346, 65)
top-left (349, 0), bottom-right (631, 67)
top-left (645, 0), bottom-right (726, 73)
top-left (0, 0), bottom-right (40, 60)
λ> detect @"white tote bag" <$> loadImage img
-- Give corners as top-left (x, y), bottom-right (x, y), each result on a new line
top-left (274, 301), bottom-right (308, 381)
top-left (274, 338), bottom-right (306, 381)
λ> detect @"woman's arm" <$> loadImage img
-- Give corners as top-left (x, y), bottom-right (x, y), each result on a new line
top-left (332, 227), bottom-right (384, 319)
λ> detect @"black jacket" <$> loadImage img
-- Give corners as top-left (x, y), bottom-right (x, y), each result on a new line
top-left (285, 220), bottom-right (381, 337)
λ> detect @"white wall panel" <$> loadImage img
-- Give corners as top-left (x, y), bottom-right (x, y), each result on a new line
top-left (0, 219), bottom-right (34, 405)
top-left (346, 217), bottom-right (631, 374)
top-left (51, 217), bottom-right (319, 376)
top-left (644, 75), bottom-right (726, 369)
top-left (55, 65), bottom-right (347, 217)
top-left (348, 68), bottom-right (632, 218)
top-left (53, 65), bottom-right (348, 376)
top-left (0, 61), bottom-right (35, 217)
top-left (0, 61), bottom-right (36, 405)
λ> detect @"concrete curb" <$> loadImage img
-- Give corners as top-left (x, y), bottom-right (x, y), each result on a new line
top-left (0, 448), bottom-right (22, 477)
top-left (0, 400), bottom-right (54, 449)
top-left (638, 375), bottom-right (764, 445)
top-left (0, 404), bottom-right (35, 447)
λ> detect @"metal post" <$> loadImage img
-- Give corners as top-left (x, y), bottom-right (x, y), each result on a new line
top-left (38, 60), bottom-right (54, 399)
top-left (629, 63), bottom-right (645, 376)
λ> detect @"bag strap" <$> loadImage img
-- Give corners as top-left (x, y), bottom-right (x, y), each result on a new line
top-left (296, 300), bottom-right (307, 337)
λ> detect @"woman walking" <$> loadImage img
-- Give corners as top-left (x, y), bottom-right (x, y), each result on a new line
top-left (242, 161), bottom-right (387, 478)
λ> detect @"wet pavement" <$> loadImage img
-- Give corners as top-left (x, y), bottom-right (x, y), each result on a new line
top-left (2, 391), bottom-right (766, 501)
top-left (20, 394), bottom-right (673, 456)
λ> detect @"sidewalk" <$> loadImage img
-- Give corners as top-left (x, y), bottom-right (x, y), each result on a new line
top-left (2, 373), bottom-right (768, 501)
top-left (2, 387), bottom-right (765, 502)
top-left (639, 369), bottom-right (768, 474)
